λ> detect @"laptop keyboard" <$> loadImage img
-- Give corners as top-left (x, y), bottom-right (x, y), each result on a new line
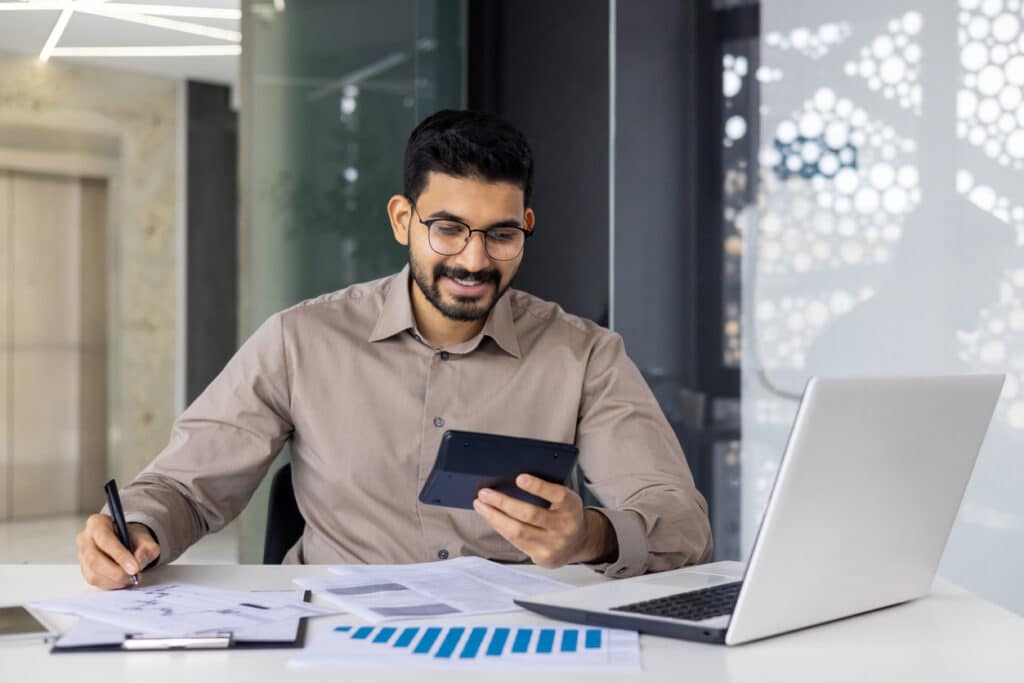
top-left (610, 581), bottom-right (743, 622)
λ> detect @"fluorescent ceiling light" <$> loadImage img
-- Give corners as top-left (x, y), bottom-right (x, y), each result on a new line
top-left (77, 6), bottom-right (240, 42)
top-left (0, 2), bottom-right (241, 19)
top-left (49, 45), bottom-right (241, 57)
top-left (39, 5), bottom-right (73, 62)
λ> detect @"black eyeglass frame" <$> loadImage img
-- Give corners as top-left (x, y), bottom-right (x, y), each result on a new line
top-left (409, 203), bottom-right (533, 261)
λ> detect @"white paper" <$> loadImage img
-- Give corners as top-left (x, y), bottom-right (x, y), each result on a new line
top-left (293, 557), bottom-right (571, 622)
top-left (289, 622), bottom-right (641, 671)
top-left (32, 583), bottom-right (333, 635)
top-left (53, 591), bottom-right (310, 648)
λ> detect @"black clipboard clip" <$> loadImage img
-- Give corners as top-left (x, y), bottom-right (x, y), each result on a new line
top-left (121, 632), bottom-right (234, 650)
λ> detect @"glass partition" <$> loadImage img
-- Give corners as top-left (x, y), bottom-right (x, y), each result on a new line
top-left (746, 0), bottom-right (1024, 614)
top-left (239, 0), bottom-right (466, 560)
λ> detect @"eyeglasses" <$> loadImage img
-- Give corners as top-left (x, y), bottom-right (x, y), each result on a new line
top-left (411, 204), bottom-right (532, 261)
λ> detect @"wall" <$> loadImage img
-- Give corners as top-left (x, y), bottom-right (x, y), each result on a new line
top-left (470, 0), bottom-right (611, 325)
top-left (0, 54), bottom-right (179, 500)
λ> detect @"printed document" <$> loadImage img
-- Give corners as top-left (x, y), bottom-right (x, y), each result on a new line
top-left (53, 591), bottom-right (310, 648)
top-left (293, 556), bottom-right (571, 622)
top-left (32, 583), bottom-right (333, 635)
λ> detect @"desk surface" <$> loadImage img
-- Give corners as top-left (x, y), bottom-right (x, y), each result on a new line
top-left (1, 563), bottom-right (1022, 682)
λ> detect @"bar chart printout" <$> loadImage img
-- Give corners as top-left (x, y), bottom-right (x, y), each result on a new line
top-left (289, 623), bottom-right (641, 671)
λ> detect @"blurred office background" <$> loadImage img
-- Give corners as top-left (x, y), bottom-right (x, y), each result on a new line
top-left (0, 0), bottom-right (1021, 616)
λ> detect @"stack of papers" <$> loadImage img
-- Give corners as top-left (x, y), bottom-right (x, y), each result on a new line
top-left (52, 591), bottom-right (311, 648)
top-left (289, 623), bottom-right (641, 671)
top-left (294, 556), bottom-right (572, 622)
top-left (31, 583), bottom-right (333, 635)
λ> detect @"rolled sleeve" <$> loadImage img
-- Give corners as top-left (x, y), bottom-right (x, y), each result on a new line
top-left (583, 507), bottom-right (649, 578)
top-left (576, 331), bottom-right (713, 575)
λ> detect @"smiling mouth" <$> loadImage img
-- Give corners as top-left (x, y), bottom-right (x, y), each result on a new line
top-left (442, 275), bottom-right (493, 297)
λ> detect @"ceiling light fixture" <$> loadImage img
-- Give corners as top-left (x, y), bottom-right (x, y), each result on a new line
top-left (0, 1), bottom-right (242, 62)
top-left (39, 4), bottom-right (74, 61)
top-left (0, 1), bottom-right (239, 18)
top-left (76, 6), bottom-right (241, 42)
top-left (49, 45), bottom-right (241, 57)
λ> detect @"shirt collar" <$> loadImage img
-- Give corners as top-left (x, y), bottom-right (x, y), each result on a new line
top-left (368, 265), bottom-right (522, 360)
top-left (367, 265), bottom-right (418, 343)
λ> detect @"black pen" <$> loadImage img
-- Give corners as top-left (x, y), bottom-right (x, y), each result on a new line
top-left (103, 479), bottom-right (139, 586)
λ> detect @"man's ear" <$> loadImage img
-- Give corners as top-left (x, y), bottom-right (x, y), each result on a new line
top-left (525, 208), bottom-right (536, 232)
top-left (387, 194), bottom-right (412, 246)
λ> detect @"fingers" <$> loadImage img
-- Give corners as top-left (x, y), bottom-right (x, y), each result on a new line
top-left (91, 515), bottom-right (140, 576)
top-left (76, 515), bottom-right (134, 590)
top-left (127, 522), bottom-right (160, 570)
top-left (514, 474), bottom-right (573, 509)
top-left (474, 482), bottom-right (587, 569)
top-left (476, 488), bottom-right (549, 528)
top-left (473, 498), bottom-right (540, 551)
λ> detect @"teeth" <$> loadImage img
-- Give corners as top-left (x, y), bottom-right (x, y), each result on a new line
top-left (453, 277), bottom-right (481, 286)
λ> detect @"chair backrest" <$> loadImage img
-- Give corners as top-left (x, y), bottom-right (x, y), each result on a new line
top-left (263, 462), bottom-right (305, 564)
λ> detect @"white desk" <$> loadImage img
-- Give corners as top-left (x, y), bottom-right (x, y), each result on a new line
top-left (1, 563), bottom-right (1022, 682)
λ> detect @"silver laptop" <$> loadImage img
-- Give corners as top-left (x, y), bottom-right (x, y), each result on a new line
top-left (516, 374), bottom-right (1004, 645)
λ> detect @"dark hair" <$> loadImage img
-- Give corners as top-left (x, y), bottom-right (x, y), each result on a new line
top-left (403, 109), bottom-right (534, 207)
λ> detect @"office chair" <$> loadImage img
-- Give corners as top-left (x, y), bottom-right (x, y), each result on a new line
top-left (263, 462), bottom-right (305, 564)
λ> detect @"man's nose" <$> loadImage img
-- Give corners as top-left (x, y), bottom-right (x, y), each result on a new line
top-left (454, 231), bottom-right (491, 271)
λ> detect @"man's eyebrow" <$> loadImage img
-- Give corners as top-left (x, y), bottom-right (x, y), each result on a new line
top-left (425, 209), bottom-right (524, 229)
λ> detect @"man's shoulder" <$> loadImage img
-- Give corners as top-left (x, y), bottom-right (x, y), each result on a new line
top-left (507, 288), bottom-right (615, 346)
top-left (283, 273), bottom-right (394, 315)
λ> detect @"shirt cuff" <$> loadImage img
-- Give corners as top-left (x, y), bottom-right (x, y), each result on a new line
top-left (583, 506), bottom-right (649, 578)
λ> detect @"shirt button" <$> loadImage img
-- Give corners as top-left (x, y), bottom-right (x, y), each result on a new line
top-left (434, 416), bottom-right (445, 428)
top-left (437, 549), bottom-right (449, 560)
top-left (439, 351), bottom-right (450, 361)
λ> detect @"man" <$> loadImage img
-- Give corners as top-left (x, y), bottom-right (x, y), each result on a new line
top-left (76, 110), bottom-right (712, 589)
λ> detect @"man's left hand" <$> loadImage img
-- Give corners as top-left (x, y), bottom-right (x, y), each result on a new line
top-left (473, 474), bottom-right (616, 568)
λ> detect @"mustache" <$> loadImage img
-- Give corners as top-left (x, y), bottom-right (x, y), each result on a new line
top-left (433, 265), bottom-right (501, 285)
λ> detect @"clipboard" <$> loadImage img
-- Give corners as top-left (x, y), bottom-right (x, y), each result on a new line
top-left (50, 590), bottom-right (312, 653)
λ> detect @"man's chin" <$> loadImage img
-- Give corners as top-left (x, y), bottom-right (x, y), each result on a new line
top-left (438, 296), bottom-right (492, 322)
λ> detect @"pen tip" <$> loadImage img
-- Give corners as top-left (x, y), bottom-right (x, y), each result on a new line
top-left (130, 575), bottom-right (139, 586)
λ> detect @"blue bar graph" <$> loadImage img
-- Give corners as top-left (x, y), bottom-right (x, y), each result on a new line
top-left (511, 628), bottom-right (532, 653)
top-left (329, 624), bottom-right (628, 666)
top-left (413, 627), bottom-right (442, 654)
top-left (536, 629), bottom-right (555, 653)
top-left (485, 627), bottom-right (510, 656)
top-left (394, 627), bottom-right (419, 648)
top-left (459, 627), bottom-right (487, 659)
top-left (309, 623), bottom-right (638, 671)
top-left (434, 627), bottom-right (465, 658)
top-left (373, 627), bottom-right (396, 643)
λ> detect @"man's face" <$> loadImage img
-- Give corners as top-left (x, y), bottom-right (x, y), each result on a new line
top-left (401, 172), bottom-right (534, 322)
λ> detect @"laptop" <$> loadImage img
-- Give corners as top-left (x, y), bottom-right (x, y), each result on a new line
top-left (516, 374), bottom-right (1004, 645)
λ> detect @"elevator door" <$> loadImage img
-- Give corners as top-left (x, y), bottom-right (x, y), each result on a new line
top-left (0, 169), bottom-right (108, 519)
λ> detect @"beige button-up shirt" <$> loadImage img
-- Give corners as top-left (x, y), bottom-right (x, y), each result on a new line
top-left (120, 266), bottom-right (712, 577)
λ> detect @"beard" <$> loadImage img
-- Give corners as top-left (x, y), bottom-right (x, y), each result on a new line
top-left (408, 250), bottom-right (511, 322)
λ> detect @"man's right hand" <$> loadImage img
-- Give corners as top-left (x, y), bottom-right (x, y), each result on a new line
top-left (76, 514), bottom-right (161, 590)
